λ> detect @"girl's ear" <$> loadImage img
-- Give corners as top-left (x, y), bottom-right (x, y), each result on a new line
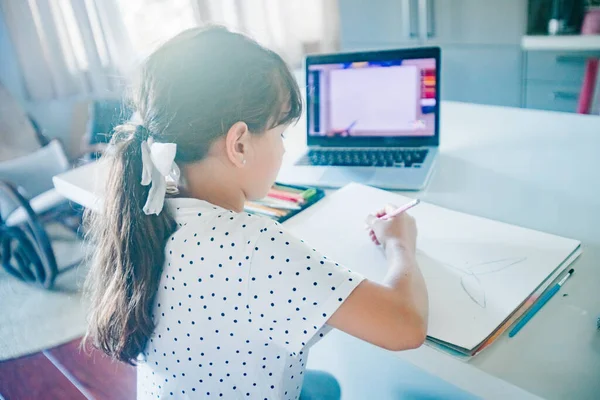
top-left (225, 121), bottom-right (250, 167)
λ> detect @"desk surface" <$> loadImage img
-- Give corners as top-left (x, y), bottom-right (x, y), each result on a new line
top-left (522, 35), bottom-right (600, 51)
top-left (54, 102), bottom-right (600, 400)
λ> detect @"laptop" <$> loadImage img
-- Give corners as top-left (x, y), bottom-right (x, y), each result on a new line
top-left (278, 47), bottom-right (440, 190)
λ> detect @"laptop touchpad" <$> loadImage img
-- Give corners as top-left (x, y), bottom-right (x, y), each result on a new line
top-left (320, 167), bottom-right (375, 185)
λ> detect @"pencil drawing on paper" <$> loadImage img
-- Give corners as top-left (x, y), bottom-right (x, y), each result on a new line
top-left (445, 257), bottom-right (528, 308)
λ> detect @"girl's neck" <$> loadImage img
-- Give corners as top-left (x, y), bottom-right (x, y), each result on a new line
top-left (181, 162), bottom-right (246, 213)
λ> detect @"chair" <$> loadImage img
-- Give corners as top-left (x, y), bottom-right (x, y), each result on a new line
top-left (0, 140), bottom-right (84, 289)
top-left (577, 8), bottom-right (600, 115)
top-left (0, 82), bottom-right (49, 161)
top-left (85, 98), bottom-right (134, 159)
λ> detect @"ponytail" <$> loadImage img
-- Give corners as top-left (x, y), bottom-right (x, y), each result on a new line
top-left (83, 125), bottom-right (177, 364)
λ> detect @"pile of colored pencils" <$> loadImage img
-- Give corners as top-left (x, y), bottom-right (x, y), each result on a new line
top-left (244, 184), bottom-right (318, 219)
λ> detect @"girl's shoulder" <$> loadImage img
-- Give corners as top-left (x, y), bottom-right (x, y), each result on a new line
top-left (167, 197), bottom-right (278, 240)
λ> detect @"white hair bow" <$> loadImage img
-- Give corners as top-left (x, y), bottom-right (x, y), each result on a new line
top-left (140, 137), bottom-right (180, 215)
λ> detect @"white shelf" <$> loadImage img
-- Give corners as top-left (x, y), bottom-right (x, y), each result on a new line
top-left (522, 35), bottom-right (600, 51)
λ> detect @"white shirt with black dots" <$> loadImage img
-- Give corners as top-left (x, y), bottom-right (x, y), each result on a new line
top-left (137, 198), bottom-right (365, 400)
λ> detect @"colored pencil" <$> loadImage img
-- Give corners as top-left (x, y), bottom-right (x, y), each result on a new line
top-left (381, 199), bottom-right (421, 220)
top-left (509, 268), bottom-right (575, 337)
top-left (245, 202), bottom-right (288, 217)
top-left (268, 189), bottom-right (305, 203)
top-left (272, 183), bottom-right (304, 194)
top-left (300, 188), bottom-right (317, 201)
top-left (254, 197), bottom-right (301, 210)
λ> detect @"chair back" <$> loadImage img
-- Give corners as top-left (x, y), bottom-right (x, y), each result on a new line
top-left (0, 140), bottom-right (70, 219)
top-left (87, 98), bottom-right (133, 146)
top-left (0, 83), bottom-right (42, 161)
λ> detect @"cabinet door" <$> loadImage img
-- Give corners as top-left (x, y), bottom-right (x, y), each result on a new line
top-left (424, 0), bottom-right (527, 45)
top-left (525, 82), bottom-right (580, 113)
top-left (339, 0), bottom-right (422, 51)
top-left (526, 51), bottom-right (589, 85)
top-left (441, 46), bottom-right (523, 107)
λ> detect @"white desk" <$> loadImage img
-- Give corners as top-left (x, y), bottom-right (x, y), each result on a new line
top-left (54, 102), bottom-right (600, 399)
top-left (521, 35), bottom-right (600, 51)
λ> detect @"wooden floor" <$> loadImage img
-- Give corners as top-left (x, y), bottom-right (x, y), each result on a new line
top-left (0, 338), bottom-right (136, 400)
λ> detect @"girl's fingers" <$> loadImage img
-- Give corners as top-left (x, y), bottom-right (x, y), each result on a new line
top-left (373, 204), bottom-right (398, 219)
top-left (369, 231), bottom-right (380, 245)
top-left (366, 224), bottom-right (381, 246)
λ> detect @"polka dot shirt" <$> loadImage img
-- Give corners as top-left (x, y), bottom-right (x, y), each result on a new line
top-left (137, 198), bottom-right (365, 400)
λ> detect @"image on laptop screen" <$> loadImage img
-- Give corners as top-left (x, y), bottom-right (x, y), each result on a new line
top-left (307, 58), bottom-right (436, 138)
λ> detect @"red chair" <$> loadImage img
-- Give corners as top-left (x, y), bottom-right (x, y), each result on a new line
top-left (577, 8), bottom-right (600, 115)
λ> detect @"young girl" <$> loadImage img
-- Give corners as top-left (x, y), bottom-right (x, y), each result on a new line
top-left (85, 26), bottom-right (428, 400)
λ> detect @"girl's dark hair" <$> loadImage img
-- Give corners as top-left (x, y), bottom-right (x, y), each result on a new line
top-left (83, 26), bottom-right (302, 364)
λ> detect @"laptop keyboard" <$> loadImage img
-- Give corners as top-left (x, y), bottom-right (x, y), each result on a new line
top-left (297, 148), bottom-right (429, 168)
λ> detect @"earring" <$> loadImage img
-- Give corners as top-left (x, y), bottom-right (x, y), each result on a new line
top-left (242, 159), bottom-right (247, 165)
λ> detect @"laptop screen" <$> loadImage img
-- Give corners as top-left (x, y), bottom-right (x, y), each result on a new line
top-left (306, 53), bottom-right (438, 145)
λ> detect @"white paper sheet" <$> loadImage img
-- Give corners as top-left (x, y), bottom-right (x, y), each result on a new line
top-left (284, 183), bottom-right (581, 351)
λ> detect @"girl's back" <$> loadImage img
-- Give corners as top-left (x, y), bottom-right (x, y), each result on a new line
top-left (139, 199), bottom-right (361, 399)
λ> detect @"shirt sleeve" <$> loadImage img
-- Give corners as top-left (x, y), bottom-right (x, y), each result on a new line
top-left (246, 221), bottom-right (365, 356)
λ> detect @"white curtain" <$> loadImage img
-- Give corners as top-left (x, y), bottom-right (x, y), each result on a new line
top-left (0, 0), bottom-right (133, 101)
top-left (1, 0), bottom-right (339, 101)
top-left (116, 0), bottom-right (340, 67)
top-left (194, 0), bottom-right (340, 67)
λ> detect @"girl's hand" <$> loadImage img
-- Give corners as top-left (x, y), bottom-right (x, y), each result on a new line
top-left (365, 204), bottom-right (417, 253)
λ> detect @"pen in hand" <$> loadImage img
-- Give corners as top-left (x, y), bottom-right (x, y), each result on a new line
top-left (366, 199), bottom-right (421, 245)
top-left (380, 199), bottom-right (420, 220)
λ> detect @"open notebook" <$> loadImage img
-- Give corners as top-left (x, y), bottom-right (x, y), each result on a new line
top-left (283, 183), bottom-right (582, 358)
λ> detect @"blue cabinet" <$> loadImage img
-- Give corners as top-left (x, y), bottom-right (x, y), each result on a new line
top-left (339, 0), bottom-right (419, 50)
top-left (441, 46), bottom-right (523, 107)
top-left (525, 81), bottom-right (581, 112)
top-left (522, 51), bottom-right (597, 113)
top-left (338, 0), bottom-right (526, 108)
top-left (525, 52), bottom-right (588, 85)
top-left (426, 0), bottom-right (527, 46)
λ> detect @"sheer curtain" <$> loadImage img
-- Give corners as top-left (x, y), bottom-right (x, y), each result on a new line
top-left (0, 0), bottom-right (133, 101)
top-left (194, 0), bottom-right (340, 67)
top-left (117, 0), bottom-right (340, 67)
top-left (0, 0), bottom-right (339, 101)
